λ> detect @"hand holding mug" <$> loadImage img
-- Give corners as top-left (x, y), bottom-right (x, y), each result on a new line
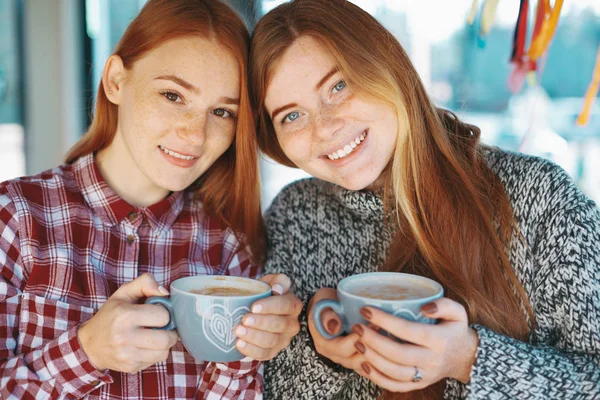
top-left (354, 298), bottom-right (478, 392)
top-left (78, 273), bottom-right (179, 373)
top-left (234, 274), bottom-right (303, 361)
top-left (307, 288), bottom-right (363, 371)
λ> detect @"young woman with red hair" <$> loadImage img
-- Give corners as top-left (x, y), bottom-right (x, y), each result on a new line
top-left (0, 0), bottom-right (301, 398)
top-left (250, 0), bottom-right (600, 399)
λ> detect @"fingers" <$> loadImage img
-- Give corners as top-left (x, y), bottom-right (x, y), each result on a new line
top-left (113, 273), bottom-right (168, 302)
top-left (312, 330), bottom-right (361, 359)
top-left (236, 338), bottom-right (276, 361)
top-left (130, 303), bottom-right (172, 328)
top-left (421, 298), bottom-right (468, 323)
top-left (320, 308), bottom-right (343, 336)
top-left (134, 329), bottom-right (179, 351)
top-left (354, 324), bottom-right (426, 367)
top-left (360, 307), bottom-right (434, 346)
top-left (235, 325), bottom-right (282, 350)
top-left (361, 362), bottom-right (423, 393)
top-left (241, 313), bottom-right (299, 335)
top-left (251, 292), bottom-right (303, 316)
top-left (353, 333), bottom-right (417, 381)
top-left (257, 274), bottom-right (292, 295)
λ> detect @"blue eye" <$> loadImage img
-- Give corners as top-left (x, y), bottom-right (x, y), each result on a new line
top-left (332, 80), bottom-right (346, 94)
top-left (283, 111), bottom-right (301, 124)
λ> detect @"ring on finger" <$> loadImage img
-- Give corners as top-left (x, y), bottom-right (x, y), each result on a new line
top-left (412, 366), bottom-right (423, 383)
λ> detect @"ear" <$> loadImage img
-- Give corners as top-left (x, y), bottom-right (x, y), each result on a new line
top-left (102, 55), bottom-right (127, 105)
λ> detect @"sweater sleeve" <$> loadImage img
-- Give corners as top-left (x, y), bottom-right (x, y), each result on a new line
top-left (465, 194), bottom-right (600, 398)
top-left (262, 184), bottom-right (357, 400)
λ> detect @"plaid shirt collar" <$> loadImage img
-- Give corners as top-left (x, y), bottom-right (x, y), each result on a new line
top-left (73, 153), bottom-right (185, 233)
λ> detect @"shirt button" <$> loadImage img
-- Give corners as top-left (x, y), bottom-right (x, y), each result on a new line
top-left (90, 380), bottom-right (101, 387)
top-left (126, 235), bottom-right (135, 244)
top-left (128, 212), bottom-right (138, 222)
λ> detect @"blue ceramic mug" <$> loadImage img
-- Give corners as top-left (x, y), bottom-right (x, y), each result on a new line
top-left (146, 276), bottom-right (271, 362)
top-left (312, 272), bottom-right (444, 339)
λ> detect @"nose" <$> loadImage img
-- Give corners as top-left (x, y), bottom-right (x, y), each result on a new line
top-left (313, 107), bottom-right (344, 141)
top-left (177, 113), bottom-right (207, 146)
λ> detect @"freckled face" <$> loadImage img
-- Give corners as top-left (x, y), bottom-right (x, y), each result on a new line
top-left (264, 36), bottom-right (398, 190)
top-left (114, 36), bottom-right (240, 192)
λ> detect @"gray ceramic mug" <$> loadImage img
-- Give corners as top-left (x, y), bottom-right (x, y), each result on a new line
top-left (312, 272), bottom-right (444, 339)
top-left (146, 276), bottom-right (271, 362)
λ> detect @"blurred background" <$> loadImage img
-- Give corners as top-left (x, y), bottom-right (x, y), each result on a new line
top-left (0, 0), bottom-right (599, 209)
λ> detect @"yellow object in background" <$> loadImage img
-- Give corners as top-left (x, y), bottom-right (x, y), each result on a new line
top-left (480, 0), bottom-right (500, 36)
top-left (577, 45), bottom-right (600, 126)
top-left (467, 0), bottom-right (479, 26)
top-left (527, 0), bottom-right (563, 61)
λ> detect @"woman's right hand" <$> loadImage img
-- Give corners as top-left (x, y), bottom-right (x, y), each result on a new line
top-left (77, 273), bottom-right (179, 373)
top-left (307, 288), bottom-right (364, 370)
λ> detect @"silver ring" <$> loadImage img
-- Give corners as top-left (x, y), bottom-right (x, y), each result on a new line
top-left (412, 366), bottom-right (423, 382)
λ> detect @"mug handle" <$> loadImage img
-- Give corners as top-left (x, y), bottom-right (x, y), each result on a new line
top-left (312, 299), bottom-right (345, 340)
top-left (145, 296), bottom-right (176, 330)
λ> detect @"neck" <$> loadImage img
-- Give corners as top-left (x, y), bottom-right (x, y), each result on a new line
top-left (96, 132), bottom-right (169, 207)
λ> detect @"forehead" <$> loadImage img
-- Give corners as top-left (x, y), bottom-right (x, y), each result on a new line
top-left (132, 36), bottom-right (240, 96)
top-left (265, 36), bottom-right (337, 110)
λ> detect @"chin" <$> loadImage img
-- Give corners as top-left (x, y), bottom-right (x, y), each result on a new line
top-left (154, 176), bottom-right (196, 193)
top-left (333, 175), bottom-right (379, 191)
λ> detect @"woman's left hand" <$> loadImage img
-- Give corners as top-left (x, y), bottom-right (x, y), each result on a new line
top-left (234, 274), bottom-right (302, 361)
top-left (354, 298), bottom-right (479, 392)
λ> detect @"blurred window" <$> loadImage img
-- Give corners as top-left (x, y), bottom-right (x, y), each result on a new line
top-left (0, 0), bottom-right (25, 182)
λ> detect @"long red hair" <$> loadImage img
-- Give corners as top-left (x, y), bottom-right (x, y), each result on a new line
top-left (66, 0), bottom-right (264, 264)
top-left (250, 0), bottom-right (533, 398)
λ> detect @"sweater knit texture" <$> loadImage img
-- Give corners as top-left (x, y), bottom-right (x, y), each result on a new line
top-left (262, 147), bottom-right (600, 399)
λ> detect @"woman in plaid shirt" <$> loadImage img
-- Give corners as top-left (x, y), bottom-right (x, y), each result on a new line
top-left (0, 0), bottom-right (301, 399)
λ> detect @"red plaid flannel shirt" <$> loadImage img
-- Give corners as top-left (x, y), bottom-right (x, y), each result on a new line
top-left (0, 153), bottom-right (263, 399)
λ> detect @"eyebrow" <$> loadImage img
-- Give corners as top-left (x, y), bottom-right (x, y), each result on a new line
top-left (270, 67), bottom-right (340, 121)
top-left (218, 96), bottom-right (240, 106)
top-left (155, 74), bottom-right (200, 94)
top-left (315, 67), bottom-right (339, 91)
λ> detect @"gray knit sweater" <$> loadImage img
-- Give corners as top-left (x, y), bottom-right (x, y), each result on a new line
top-left (262, 147), bottom-right (600, 399)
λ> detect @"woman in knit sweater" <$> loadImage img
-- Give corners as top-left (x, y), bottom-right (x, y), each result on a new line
top-left (248, 0), bottom-right (600, 399)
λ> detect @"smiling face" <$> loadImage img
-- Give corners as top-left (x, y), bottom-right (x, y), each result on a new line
top-left (264, 36), bottom-right (399, 191)
top-left (100, 35), bottom-right (240, 203)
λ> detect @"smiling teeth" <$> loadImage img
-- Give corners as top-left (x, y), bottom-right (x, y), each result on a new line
top-left (327, 132), bottom-right (366, 160)
top-left (159, 145), bottom-right (195, 160)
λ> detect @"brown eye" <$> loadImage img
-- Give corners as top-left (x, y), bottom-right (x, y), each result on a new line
top-left (163, 91), bottom-right (181, 102)
top-left (214, 108), bottom-right (233, 118)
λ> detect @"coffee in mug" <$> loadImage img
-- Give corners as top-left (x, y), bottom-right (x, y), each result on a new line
top-left (189, 287), bottom-right (264, 296)
top-left (347, 282), bottom-right (438, 301)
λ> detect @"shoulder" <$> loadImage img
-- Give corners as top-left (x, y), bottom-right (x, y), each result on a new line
top-left (482, 146), bottom-right (592, 214)
top-left (0, 164), bottom-right (77, 213)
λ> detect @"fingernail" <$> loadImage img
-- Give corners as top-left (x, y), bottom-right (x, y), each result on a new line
top-left (354, 341), bottom-right (366, 354)
top-left (360, 308), bottom-right (372, 320)
top-left (244, 316), bottom-right (256, 327)
top-left (158, 286), bottom-right (169, 295)
top-left (352, 324), bottom-right (364, 337)
top-left (237, 339), bottom-right (247, 348)
top-left (326, 319), bottom-right (339, 334)
top-left (361, 361), bottom-right (371, 374)
top-left (422, 303), bottom-right (437, 314)
top-left (272, 284), bottom-right (284, 295)
top-left (252, 304), bottom-right (263, 313)
top-left (236, 326), bottom-right (247, 336)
